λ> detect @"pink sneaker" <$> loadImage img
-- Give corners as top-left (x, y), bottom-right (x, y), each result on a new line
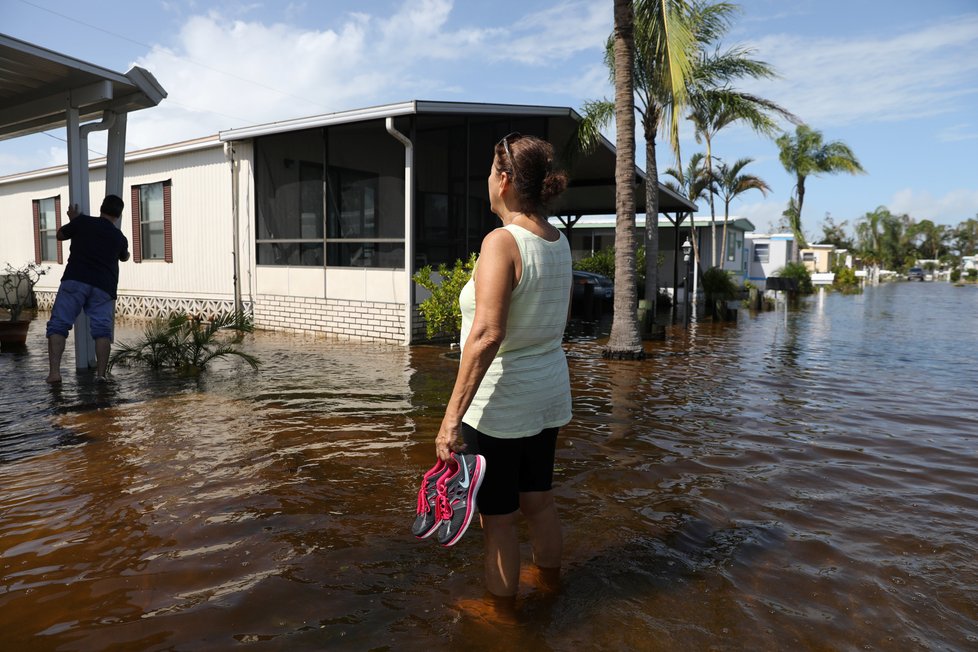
top-left (412, 459), bottom-right (451, 538)
top-left (434, 452), bottom-right (486, 547)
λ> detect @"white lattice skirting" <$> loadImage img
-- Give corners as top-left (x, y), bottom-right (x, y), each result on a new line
top-left (35, 291), bottom-right (249, 321)
top-left (33, 290), bottom-right (433, 343)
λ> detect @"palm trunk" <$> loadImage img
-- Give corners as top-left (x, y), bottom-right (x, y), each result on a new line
top-left (604, 0), bottom-right (643, 359)
top-left (793, 175), bottom-right (809, 251)
top-left (720, 197), bottom-right (730, 267)
top-left (643, 114), bottom-right (660, 324)
top-left (706, 137), bottom-right (717, 267)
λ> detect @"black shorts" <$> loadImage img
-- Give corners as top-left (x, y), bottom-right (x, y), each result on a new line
top-left (460, 422), bottom-right (559, 516)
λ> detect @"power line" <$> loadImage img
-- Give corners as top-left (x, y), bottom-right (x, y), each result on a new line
top-left (16, 0), bottom-right (331, 114)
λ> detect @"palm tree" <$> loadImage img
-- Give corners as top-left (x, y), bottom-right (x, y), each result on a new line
top-left (714, 157), bottom-right (770, 263)
top-left (604, 0), bottom-right (645, 360)
top-left (664, 151), bottom-right (710, 302)
top-left (776, 125), bottom-right (865, 250)
top-left (689, 87), bottom-right (796, 267)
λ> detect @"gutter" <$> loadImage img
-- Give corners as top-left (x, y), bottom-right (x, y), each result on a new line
top-left (385, 117), bottom-right (414, 345)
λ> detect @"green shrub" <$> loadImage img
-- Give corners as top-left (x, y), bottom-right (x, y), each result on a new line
top-left (702, 266), bottom-right (739, 301)
top-left (773, 261), bottom-right (814, 294)
top-left (573, 245), bottom-right (652, 286)
top-left (413, 254), bottom-right (477, 340)
top-left (109, 310), bottom-right (259, 374)
top-left (968, 269), bottom-right (978, 281)
top-left (832, 265), bottom-right (860, 293)
top-left (573, 246), bottom-right (616, 278)
top-left (950, 268), bottom-right (962, 282)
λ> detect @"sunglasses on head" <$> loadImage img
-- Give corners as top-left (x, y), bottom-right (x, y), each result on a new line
top-left (498, 132), bottom-right (521, 176)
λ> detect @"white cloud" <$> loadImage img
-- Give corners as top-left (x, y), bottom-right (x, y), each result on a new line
top-left (887, 188), bottom-right (978, 223)
top-left (936, 123), bottom-right (978, 142)
top-left (742, 13), bottom-right (978, 126)
top-left (732, 199), bottom-right (789, 233)
top-left (499, 1), bottom-right (612, 65)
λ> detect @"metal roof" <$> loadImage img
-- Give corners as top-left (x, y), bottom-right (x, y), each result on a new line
top-left (0, 33), bottom-right (166, 141)
top-left (220, 99), bottom-right (697, 216)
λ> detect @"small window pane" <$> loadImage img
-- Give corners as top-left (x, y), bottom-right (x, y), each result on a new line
top-left (37, 197), bottom-right (58, 262)
top-left (327, 242), bottom-right (404, 268)
top-left (142, 220), bottom-right (165, 259)
top-left (257, 242), bottom-right (323, 266)
top-left (139, 182), bottom-right (165, 260)
top-left (753, 244), bottom-right (769, 263)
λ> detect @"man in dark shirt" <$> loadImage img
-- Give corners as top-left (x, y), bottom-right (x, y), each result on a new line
top-left (46, 195), bottom-right (131, 383)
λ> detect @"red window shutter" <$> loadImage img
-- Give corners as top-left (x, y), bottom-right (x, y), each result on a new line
top-left (163, 179), bottom-right (173, 263)
top-left (54, 196), bottom-right (63, 264)
top-left (32, 200), bottom-right (42, 264)
top-left (130, 186), bottom-right (142, 263)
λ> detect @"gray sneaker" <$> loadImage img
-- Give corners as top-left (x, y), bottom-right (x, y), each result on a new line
top-left (434, 452), bottom-right (486, 547)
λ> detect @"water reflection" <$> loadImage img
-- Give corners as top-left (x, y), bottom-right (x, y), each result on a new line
top-left (1, 283), bottom-right (978, 649)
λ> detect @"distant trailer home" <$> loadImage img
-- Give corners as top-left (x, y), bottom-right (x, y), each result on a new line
top-left (0, 100), bottom-right (696, 343)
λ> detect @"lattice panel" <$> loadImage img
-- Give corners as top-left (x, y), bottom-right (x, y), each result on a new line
top-left (35, 291), bottom-right (251, 321)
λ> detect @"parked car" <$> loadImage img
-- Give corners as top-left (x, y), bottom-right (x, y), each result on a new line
top-left (572, 270), bottom-right (614, 316)
top-left (906, 267), bottom-right (925, 281)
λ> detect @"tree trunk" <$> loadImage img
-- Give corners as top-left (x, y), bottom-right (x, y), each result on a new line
top-left (720, 197), bottom-right (730, 267)
top-left (706, 136), bottom-right (717, 267)
top-left (793, 174), bottom-right (809, 250)
top-left (643, 114), bottom-right (660, 326)
top-left (604, 0), bottom-right (644, 360)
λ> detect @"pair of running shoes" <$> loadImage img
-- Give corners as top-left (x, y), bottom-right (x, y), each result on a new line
top-left (412, 452), bottom-right (486, 547)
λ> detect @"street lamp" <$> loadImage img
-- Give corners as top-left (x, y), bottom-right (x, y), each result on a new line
top-left (682, 236), bottom-right (692, 328)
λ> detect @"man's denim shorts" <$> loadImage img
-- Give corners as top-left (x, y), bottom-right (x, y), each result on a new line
top-left (46, 279), bottom-right (115, 340)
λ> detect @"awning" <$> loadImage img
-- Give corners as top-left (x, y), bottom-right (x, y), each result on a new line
top-left (0, 33), bottom-right (166, 141)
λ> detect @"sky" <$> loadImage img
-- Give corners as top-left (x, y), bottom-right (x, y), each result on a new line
top-left (2, 0), bottom-right (977, 241)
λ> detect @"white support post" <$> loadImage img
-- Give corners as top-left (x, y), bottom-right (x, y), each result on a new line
top-left (65, 100), bottom-right (97, 369)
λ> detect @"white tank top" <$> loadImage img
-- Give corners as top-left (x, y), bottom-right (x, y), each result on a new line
top-left (459, 224), bottom-right (573, 438)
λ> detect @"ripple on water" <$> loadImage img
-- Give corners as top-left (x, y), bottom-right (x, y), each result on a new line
top-left (1, 286), bottom-right (977, 649)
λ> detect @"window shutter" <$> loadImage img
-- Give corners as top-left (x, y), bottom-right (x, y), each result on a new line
top-left (163, 179), bottom-right (173, 263)
top-left (130, 186), bottom-right (142, 263)
top-left (54, 196), bottom-right (63, 264)
top-left (32, 200), bottom-right (42, 264)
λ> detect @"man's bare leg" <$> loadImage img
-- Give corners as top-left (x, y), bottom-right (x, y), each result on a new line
top-left (95, 337), bottom-right (111, 379)
top-left (47, 334), bottom-right (66, 383)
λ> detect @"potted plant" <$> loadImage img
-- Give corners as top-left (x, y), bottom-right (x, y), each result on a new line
top-left (0, 262), bottom-right (47, 349)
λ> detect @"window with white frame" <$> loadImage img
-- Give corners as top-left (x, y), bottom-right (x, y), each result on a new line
top-left (32, 196), bottom-right (62, 263)
top-left (131, 180), bottom-right (172, 262)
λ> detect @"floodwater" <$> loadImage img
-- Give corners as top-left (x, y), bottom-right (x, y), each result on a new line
top-left (1, 282), bottom-right (977, 651)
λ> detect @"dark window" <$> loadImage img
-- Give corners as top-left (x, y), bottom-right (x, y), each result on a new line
top-left (413, 115), bottom-right (547, 268)
top-left (255, 129), bottom-right (325, 266)
top-left (255, 121), bottom-right (406, 268)
top-left (753, 243), bottom-right (769, 263)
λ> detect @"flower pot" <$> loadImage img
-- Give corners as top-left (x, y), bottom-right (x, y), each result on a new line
top-left (0, 319), bottom-right (31, 350)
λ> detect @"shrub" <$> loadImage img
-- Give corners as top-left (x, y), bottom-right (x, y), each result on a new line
top-left (773, 261), bottom-right (814, 294)
top-left (968, 269), bottom-right (978, 282)
top-left (109, 310), bottom-right (259, 374)
top-left (702, 266), bottom-right (739, 301)
top-left (832, 265), bottom-right (860, 293)
top-left (950, 268), bottom-right (961, 283)
top-left (413, 254), bottom-right (476, 340)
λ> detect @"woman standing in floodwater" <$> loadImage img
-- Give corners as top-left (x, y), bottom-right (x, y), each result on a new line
top-left (435, 132), bottom-right (573, 620)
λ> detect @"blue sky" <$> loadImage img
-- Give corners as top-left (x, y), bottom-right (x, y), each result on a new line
top-left (2, 0), bottom-right (977, 240)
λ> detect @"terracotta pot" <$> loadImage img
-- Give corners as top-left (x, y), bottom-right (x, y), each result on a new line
top-left (0, 319), bottom-right (31, 350)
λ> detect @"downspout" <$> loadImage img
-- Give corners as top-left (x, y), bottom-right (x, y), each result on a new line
top-left (386, 117), bottom-right (414, 346)
top-left (226, 142), bottom-right (242, 313)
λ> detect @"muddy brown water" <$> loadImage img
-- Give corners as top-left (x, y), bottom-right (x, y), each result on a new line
top-left (1, 282), bottom-right (977, 650)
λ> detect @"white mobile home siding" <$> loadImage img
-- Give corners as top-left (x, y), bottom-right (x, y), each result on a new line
top-left (0, 138), bottom-right (240, 318)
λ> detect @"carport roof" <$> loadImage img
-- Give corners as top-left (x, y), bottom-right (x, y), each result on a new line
top-left (0, 33), bottom-right (166, 141)
top-left (220, 99), bottom-right (697, 216)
